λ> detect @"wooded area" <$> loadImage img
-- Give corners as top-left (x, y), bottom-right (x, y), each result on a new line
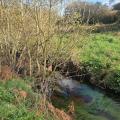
top-left (0, 0), bottom-right (120, 120)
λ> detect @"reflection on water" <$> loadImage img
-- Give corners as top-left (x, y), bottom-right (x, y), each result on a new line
top-left (58, 79), bottom-right (120, 120)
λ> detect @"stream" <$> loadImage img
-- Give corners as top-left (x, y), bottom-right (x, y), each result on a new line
top-left (55, 79), bottom-right (120, 120)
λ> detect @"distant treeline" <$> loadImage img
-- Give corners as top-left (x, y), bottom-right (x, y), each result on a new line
top-left (60, 1), bottom-right (120, 25)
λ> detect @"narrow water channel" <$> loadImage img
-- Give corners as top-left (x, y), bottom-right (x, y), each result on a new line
top-left (55, 79), bottom-right (120, 120)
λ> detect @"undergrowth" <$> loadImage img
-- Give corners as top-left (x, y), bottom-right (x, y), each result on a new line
top-left (0, 78), bottom-right (55, 120)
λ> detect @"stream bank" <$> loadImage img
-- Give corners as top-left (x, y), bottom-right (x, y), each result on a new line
top-left (59, 60), bottom-right (120, 94)
top-left (52, 79), bottom-right (120, 120)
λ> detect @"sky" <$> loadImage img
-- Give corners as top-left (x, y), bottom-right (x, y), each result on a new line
top-left (64, 0), bottom-right (120, 5)
top-left (87, 0), bottom-right (119, 4)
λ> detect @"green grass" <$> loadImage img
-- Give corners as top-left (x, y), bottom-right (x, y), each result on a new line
top-left (52, 32), bottom-right (120, 92)
top-left (0, 79), bottom-right (53, 120)
top-left (75, 104), bottom-right (107, 120)
top-left (0, 33), bottom-right (120, 120)
top-left (51, 32), bottom-right (120, 120)
top-left (78, 33), bottom-right (120, 92)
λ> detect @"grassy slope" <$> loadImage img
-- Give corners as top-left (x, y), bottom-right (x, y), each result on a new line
top-left (0, 78), bottom-right (54, 120)
top-left (78, 33), bottom-right (120, 92)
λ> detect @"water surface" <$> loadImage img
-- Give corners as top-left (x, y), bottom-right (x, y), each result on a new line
top-left (57, 79), bottom-right (120, 120)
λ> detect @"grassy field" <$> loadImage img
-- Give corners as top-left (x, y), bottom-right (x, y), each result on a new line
top-left (78, 33), bottom-right (120, 92)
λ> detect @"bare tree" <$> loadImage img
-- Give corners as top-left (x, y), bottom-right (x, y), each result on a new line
top-left (0, 0), bottom-right (80, 101)
top-left (64, 1), bottom-right (110, 24)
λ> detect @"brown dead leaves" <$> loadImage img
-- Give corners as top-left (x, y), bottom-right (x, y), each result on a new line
top-left (48, 103), bottom-right (73, 120)
top-left (13, 89), bottom-right (28, 99)
top-left (0, 65), bottom-right (13, 81)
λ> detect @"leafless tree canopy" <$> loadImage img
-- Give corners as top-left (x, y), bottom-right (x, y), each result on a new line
top-left (0, 0), bottom-right (80, 97)
top-left (64, 1), bottom-right (117, 24)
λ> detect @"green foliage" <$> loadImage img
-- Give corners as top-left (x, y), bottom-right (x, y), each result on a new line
top-left (79, 33), bottom-right (120, 92)
top-left (75, 104), bottom-right (107, 120)
top-left (0, 85), bottom-right (15, 103)
top-left (0, 79), bottom-right (50, 120)
top-left (0, 102), bottom-right (37, 120)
